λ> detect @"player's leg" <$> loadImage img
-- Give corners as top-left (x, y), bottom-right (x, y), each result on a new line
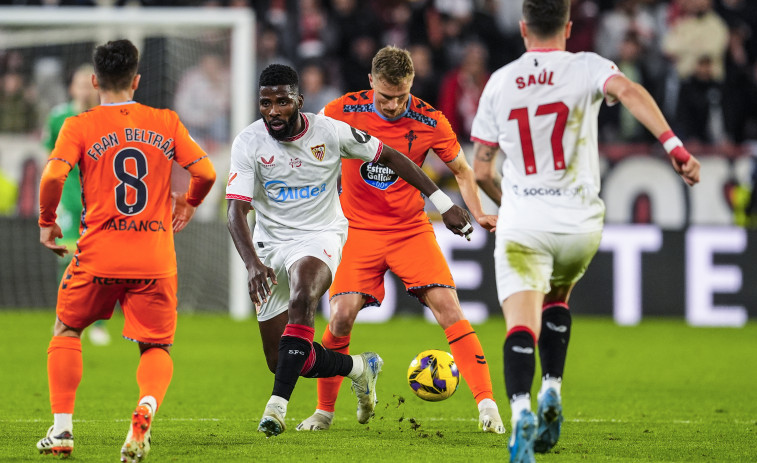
top-left (421, 286), bottom-right (505, 434)
top-left (534, 230), bottom-right (601, 453)
top-left (503, 291), bottom-right (542, 463)
top-left (297, 293), bottom-right (365, 431)
top-left (299, 227), bottom-right (387, 431)
top-left (38, 263), bottom-right (115, 457)
top-left (120, 277), bottom-right (178, 463)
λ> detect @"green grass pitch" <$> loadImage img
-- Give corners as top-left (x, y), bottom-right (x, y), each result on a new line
top-left (1, 310), bottom-right (755, 462)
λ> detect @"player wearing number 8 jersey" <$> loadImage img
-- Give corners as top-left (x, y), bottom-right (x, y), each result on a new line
top-left (36, 39), bottom-right (216, 462)
top-left (471, 1), bottom-right (700, 462)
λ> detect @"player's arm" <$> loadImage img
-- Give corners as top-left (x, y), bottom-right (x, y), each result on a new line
top-left (446, 149), bottom-right (497, 232)
top-left (172, 157), bottom-right (216, 233)
top-left (472, 142), bottom-right (502, 206)
top-left (605, 74), bottom-right (700, 186)
top-left (226, 199), bottom-right (277, 305)
top-left (38, 159), bottom-right (71, 257)
top-left (377, 144), bottom-right (473, 239)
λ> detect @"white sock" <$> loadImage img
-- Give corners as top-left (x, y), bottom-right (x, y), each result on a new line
top-left (510, 393), bottom-right (531, 427)
top-left (539, 376), bottom-right (562, 398)
top-left (477, 398), bottom-right (498, 413)
top-left (139, 395), bottom-right (158, 415)
top-left (347, 355), bottom-right (365, 380)
top-left (314, 409), bottom-right (334, 420)
top-left (53, 413), bottom-right (73, 434)
top-left (267, 395), bottom-right (288, 416)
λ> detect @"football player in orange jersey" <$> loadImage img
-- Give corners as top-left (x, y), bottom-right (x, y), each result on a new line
top-left (297, 46), bottom-right (506, 434)
top-left (36, 39), bottom-right (216, 462)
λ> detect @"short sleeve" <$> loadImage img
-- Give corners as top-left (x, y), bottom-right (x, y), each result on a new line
top-left (225, 132), bottom-right (255, 202)
top-left (470, 78), bottom-right (500, 146)
top-left (334, 119), bottom-right (383, 163)
top-left (431, 111), bottom-right (462, 162)
top-left (585, 53), bottom-right (624, 106)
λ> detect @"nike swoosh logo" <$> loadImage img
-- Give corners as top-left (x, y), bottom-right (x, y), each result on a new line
top-left (546, 322), bottom-right (567, 333)
top-left (512, 346), bottom-right (534, 354)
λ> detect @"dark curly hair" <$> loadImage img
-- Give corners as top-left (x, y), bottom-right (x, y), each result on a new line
top-left (93, 39), bottom-right (139, 91)
top-left (523, 0), bottom-right (570, 39)
top-left (259, 63), bottom-right (299, 91)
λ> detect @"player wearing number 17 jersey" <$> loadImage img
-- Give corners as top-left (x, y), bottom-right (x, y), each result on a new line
top-left (471, 1), bottom-right (700, 462)
top-left (36, 39), bottom-right (216, 462)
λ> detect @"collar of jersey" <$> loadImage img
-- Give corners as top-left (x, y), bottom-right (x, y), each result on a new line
top-left (279, 113), bottom-right (310, 142)
top-left (372, 92), bottom-right (411, 122)
top-left (100, 101), bottom-right (137, 106)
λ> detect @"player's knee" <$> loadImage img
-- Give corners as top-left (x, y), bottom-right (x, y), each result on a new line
top-left (289, 288), bottom-right (320, 314)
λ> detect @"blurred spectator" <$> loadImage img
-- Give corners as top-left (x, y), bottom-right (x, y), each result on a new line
top-left (567, 0), bottom-right (600, 52)
top-left (0, 71), bottom-right (37, 133)
top-left (468, 0), bottom-right (516, 70)
top-left (256, 22), bottom-right (295, 82)
top-left (600, 32), bottom-right (655, 142)
top-left (0, 167), bottom-right (17, 216)
top-left (408, 44), bottom-right (438, 106)
top-left (716, 0), bottom-right (757, 62)
top-left (662, 0), bottom-right (729, 81)
top-left (437, 41), bottom-right (489, 141)
top-left (295, 0), bottom-right (335, 60)
top-left (174, 52), bottom-right (230, 151)
top-left (299, 61), bottom-right (340, 114)
top-left (722, 21), bottom-right (757, 143)
top-left (595, 0), bottom-right (656, 61)
top-left (33, 58), bottom-right (67, 128)
top-left (340, 33), bottom-right (379, 93)
top-left (675, 55), bottom-right (726, 144)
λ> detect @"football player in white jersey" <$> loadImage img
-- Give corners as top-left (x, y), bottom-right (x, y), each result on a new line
top-left (470, 1), bottom-right (700, 462)
top-left (226, 64), bottom-right (473, 437)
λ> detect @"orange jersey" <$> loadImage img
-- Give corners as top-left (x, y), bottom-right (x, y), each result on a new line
top-left (44, 102), bottom-right (209, 278)
top-left (324, 90), bottom-right (460, 231)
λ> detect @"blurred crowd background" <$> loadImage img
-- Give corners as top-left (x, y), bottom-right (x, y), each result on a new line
top-left (2, 0), bottom-right (757, 222)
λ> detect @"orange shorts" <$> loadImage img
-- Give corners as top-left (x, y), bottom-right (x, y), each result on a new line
top-left (330, 225), bottom-right (455, 307)
top-left (56, 261), bottom-right (178, 345)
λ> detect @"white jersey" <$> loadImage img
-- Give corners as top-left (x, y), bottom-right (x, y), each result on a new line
top-left (471, 50), bottom-right (623, 233)
top-left (226, 112), bottom-right (382, 242)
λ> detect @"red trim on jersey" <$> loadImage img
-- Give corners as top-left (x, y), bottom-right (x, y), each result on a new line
top-left (471, 136), bottom-right (498, 147)
top-left (371, 141), bottom-right (384, 163)
top-left (507, 325), bottom-right (537, 344)
top-left (602, 74), bottom-right (622, 102)
top-left (225, 194), bottom-right (252, 202)
top-left (282, 114), bottom-right (310, 142)
top-left (542, 302), bottom-right (569, 311)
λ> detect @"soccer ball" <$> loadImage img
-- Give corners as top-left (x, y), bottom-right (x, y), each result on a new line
top-left (406, 349), bottom-right (460, 402)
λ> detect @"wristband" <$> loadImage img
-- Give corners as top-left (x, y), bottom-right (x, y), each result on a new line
top-left (658, 130), bottom-right (690, 163)
top-left (429, 190), bottom-right (454, 214)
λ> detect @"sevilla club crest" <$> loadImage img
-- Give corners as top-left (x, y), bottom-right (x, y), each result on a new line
top-left (310, 144), bottom-right (325, 162)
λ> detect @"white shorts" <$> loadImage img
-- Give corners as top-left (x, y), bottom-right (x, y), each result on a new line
top-left (255, 230), bottom-right (346, 322)
top-left (494, 228), bottom-right (603, 304)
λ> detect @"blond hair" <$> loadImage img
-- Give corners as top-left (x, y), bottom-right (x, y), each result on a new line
top-left (371, 45), bottom-right (414, 86)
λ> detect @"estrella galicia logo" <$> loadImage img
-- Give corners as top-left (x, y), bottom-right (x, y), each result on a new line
top-left (350, 127), bottom-right (371, 143)
top-left (264, 180), bottom-right (327, 202)
top-left (360, 162), bottom-right (398, 190)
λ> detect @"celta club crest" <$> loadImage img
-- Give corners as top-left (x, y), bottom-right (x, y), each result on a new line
top-left (311, 144), bottom-right (326, 161)
top-left (405, 130), bottom-right (417, 152)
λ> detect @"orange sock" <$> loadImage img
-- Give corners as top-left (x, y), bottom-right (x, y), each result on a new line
top-left (48, 336), bottom-right (83, 414)
top-left (445, 319), bottom-right (494, 403)
top-left (136, 348), bottom-right (173, 410)
top-left (316, 326), bottom-right (350, 413)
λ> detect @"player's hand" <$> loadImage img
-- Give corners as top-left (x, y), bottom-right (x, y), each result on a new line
top-left (246, 259), bottom-right (277, 306)
top-left (441, 205), bottom-right (473, 241)
top-left (40, 224), bottom-right (68, 257)
top-left (172, 192), bottom-right (196, 233)
top-left (669, 148), bottom-right (700, 186)
top-left (476, 214), bottom-right (498, 232)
